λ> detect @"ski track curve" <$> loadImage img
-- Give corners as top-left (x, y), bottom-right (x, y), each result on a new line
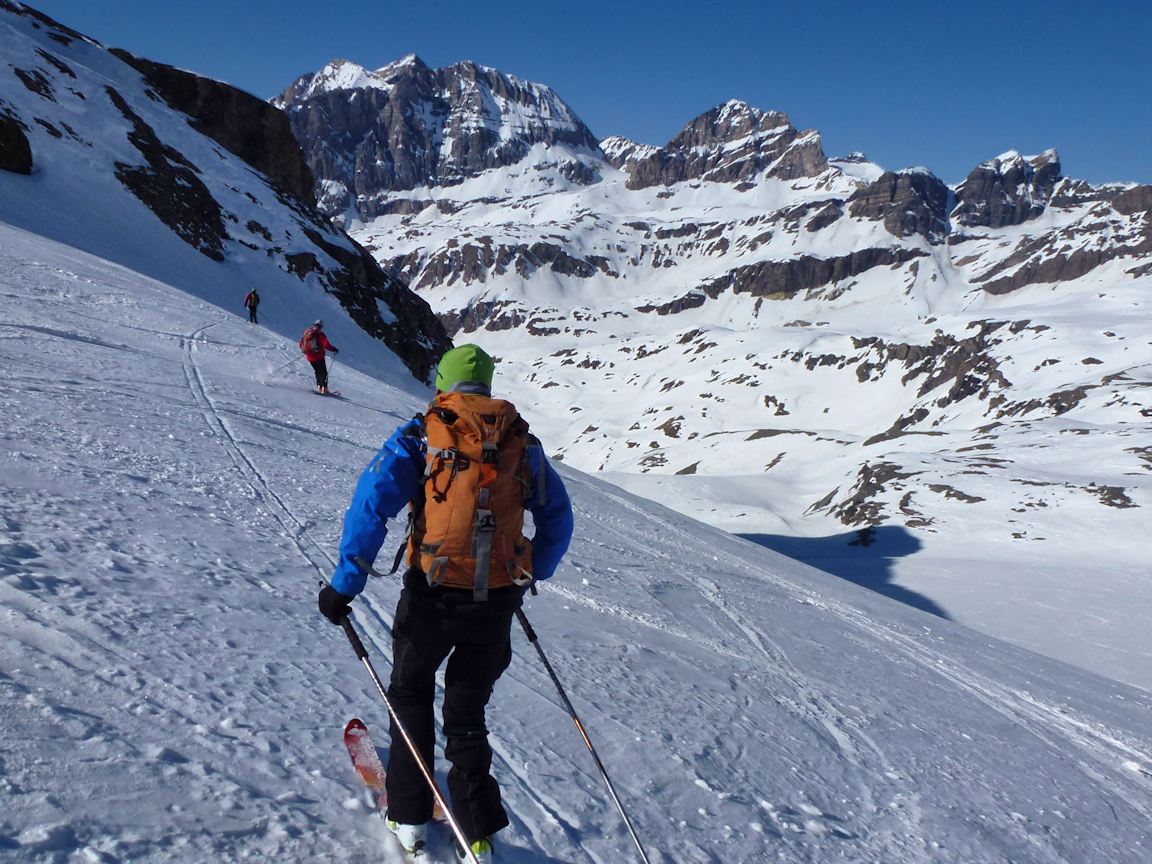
top-left (180, 321), bottom-right (336, 586)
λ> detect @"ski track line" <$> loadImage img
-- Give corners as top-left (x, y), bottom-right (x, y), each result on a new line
top-left (681, 571), bottom-right (931, 863)
top-left (828, 600), bottom-right (1152, 823)
top-left (589, 485), bottom-right (1152, 848)
top-left (489, 733), bottom-right (601, 864)
top-left (579, 500), bottom-right (913, 815)
top-left (214, 403), bottom-right (374, 452)
top-left (597, 483), bottom-right (1152, 781)
top-left (704, 528), bottom-right (1152, 824)
top-left (180, 322), bottom-right (335, 584)
top-left (542, 569), bottom-right (930, 861)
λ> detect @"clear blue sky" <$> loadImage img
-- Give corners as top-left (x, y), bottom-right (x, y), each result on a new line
top-left (28, 0), bottom-right (1152, 184)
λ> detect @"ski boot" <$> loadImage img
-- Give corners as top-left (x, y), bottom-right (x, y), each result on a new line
top-left (386, 819), bottom-right (427, 855)
top-left (456, 836), bottom-right (493, 863)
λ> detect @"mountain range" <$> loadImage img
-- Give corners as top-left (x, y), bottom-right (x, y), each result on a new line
top-left (275, 56), bottom-right (1152, 690)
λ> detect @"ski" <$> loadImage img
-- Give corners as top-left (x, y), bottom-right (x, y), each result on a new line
top-left (344, 717), bottom-right (387, 810)
top-left (343, 718), bottom-right (446, 860)
top-left (311, 388), bottom-right (342, 398)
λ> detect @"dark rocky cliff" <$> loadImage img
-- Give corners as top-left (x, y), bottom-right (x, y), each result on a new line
top-left (109, 49), bottom-right (316, 206)
top-left (624, 101), bottom-right (827, 189)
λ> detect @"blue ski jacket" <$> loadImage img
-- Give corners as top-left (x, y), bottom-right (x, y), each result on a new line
top-left (329, 415), bottom-right (574, 597)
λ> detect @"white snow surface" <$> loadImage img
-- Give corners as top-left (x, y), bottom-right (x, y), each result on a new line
top-left (4, 223), bottom-right (1152, 863)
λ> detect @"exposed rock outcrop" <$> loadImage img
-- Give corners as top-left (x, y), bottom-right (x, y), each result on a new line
top-left (952, 150), bottom-right (1061, 228)
top-left (0, 108), bottom-right (32, 173)
top-left (106, 85), bottom-right (228, 261)
top-left (848, 169), bottom-right (950, 243)
top-left (110, 49), bottom-right (315, 206)
top-left (1112, 184), bottom-right (1152, 216)
top-left (698, 247), bottom-right (927, 300)
top-left (624, 101), bottom-right (827, 189)
top-left (382, 238), bottom-right (617, 294)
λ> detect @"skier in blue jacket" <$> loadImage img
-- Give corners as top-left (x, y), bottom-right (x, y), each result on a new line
top-left (319, 344), bottom-right (573, 863)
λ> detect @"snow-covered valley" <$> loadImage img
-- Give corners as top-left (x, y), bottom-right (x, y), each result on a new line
top-left (276, 58), bottom-right (1152, 693)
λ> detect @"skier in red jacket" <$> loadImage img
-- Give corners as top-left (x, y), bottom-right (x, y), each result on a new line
top-left (243, 289), bottom-right (260, 324)
top-left (299, 320), bottom-right (339, 393)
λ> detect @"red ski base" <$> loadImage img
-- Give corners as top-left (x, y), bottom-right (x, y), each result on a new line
top-left (343, 718), bottom-right (447, 821)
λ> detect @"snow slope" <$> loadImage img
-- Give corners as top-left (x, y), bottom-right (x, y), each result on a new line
top-left (3, 222), bottom-right (1152, 863)
top-left (0, 2), bottom-right (443, 390)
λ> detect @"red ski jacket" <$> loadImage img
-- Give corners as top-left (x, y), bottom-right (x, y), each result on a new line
top-left (300, 327), bottom-right (335, 362)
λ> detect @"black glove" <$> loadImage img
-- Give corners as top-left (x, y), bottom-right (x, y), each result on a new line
top-left (318, 585), bottom-right (354, 624)
top-left (330, 347), bottom-right (340, 354)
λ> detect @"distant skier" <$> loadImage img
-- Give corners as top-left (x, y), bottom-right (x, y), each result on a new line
top-left (244, 288), bottom-right (260, 324)
top-left (318, 344), bottom-right (574, 862)
top-left (299, 320), bottom-right (338, 394)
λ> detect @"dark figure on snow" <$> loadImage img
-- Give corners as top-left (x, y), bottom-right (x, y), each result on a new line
top-left (319, 344), bottom-right (574, 863)
top-left (299, 320), bottom-right (338, 393)
top-left (244, 289), bottom-right (260, 323)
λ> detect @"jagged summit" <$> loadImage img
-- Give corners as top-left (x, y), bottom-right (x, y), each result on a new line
top-left (954, 147), bottom-right (1064, 228)
top-left (987, 148), bottom-right (1060, 169)
top-left (376, 53), bottom-right (426, 74)
top-left (618, 100), bottom-right (827, 189)
top-left (599, 135), bottom-right (657, 170)
top-left (274, 54), bottom-right (601, 215)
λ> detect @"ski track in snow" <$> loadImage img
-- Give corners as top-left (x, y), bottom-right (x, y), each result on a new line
top-left (2, 227), bottom-right (1152, 863)
top-left (180, 321), bottom-right (336, 587)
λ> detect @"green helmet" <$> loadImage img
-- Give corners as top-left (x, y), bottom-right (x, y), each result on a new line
top-left (435, 344), bottom-right (495, 392)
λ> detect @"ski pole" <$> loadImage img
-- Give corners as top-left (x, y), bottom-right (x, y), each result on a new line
top-left (271, 353), bottom-right (304, 374)
top-left (339, 617), bottom-right (482, 864)
top-left (515, 609), bottom-right (653, 864)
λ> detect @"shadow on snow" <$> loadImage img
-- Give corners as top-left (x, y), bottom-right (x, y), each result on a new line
top-left (739, 525), bottom-right (949, 620)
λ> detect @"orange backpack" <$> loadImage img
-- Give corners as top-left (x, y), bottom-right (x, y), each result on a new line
top-left (405, 391), bottom-right (533, 600)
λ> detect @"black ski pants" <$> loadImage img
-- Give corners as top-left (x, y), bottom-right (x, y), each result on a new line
top-left (248, 306), bottom-right (258, 323)
top-left (385, 567), bottom-right (522, 842)
top-left (309, 358), bottom-right (328, 389)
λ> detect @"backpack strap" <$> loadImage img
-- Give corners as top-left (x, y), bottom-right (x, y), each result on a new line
top-left (469, 440), bottom-right (502, 601)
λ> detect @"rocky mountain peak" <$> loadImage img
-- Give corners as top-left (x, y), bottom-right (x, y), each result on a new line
top-left (275, 55), bottom-right (601, 217)
top-left (376, 53), bottom-right (428, 78)
top-left (622, 101), bottom-right (827, 190)
top-left (599, 135), bottom-right (657, 170)
top-left (953, 147), bottom-right (1063, 229)
top-left (671, 99), bottom-right (790, 149)
top-left (848, 167), bottom-right (951, 244)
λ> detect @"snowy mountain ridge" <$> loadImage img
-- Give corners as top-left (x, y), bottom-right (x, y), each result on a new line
top-left (278, 56), bottom-right (1152, 691)
top-left (273, 54), bottom-right (599, 217)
